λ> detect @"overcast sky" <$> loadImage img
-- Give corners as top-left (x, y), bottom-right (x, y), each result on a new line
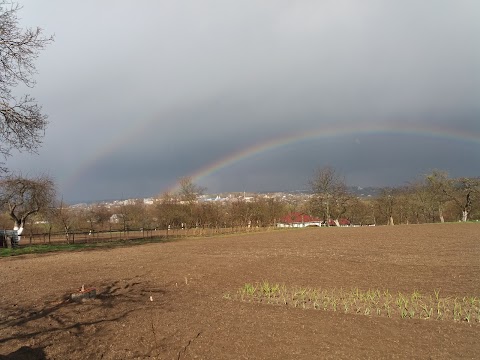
top-left (7, 0), bottom-right (480, 203)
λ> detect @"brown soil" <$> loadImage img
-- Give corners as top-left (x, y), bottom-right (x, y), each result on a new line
top-left (1, 223), bottom-right (479, 359)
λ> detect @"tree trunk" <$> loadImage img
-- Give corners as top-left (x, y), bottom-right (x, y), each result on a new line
top-left (64, 226), bottom-right (70, 244)
top-left (388, 216), bottom-right (394, 226)
top-left (439, 207), bottom-right (445, 223)
top-left (462, 210), bottom-right (468, 222)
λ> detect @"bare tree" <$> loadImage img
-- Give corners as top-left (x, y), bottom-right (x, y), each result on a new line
top-left (89, 204), bottom-right (112, 231)
top-left (0, 2), bottom-right (53, 170)
top-left (394, 187), bottom-right (418, 225)
top-left (128, 199), bottom-right (150, 231)
top-left (253, 197), bottom-right (288, 228)
top-left (154, 191), bottom-right (180, 230)
top-left (376, 187), bottom-right (397, 225)
top-left (409, 179), bottom-right (434, 223)
top-left (0, 173), bottom-right (56, 239)
top-left (50, 199), bottom-right (78, 243)
top-left (309, 166), bottom-right (349, 226)
top-left (344, 197), bottom-right (375, 225)
top-left (447, 177), bottom-right (479, 222)
top-left (423, 170), bottom-right (452, 223)
top-left (229, 199), bottom-right (252, 228)
top-left (117, 201), bottom-right (134, 233)
top-left (176, 177), bottom-right (206, 229)
top-left (177, 177), bottom-right (205, 204)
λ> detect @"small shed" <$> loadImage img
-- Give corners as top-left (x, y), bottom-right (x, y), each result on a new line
top-left (0, 230), bottom-right (19, 248)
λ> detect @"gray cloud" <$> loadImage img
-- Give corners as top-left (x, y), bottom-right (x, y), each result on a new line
top-left (8, 0), bottom-right (480, 202)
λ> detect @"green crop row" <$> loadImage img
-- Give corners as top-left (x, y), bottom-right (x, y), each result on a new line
top-left (224, 282), bottom-right (480, 323)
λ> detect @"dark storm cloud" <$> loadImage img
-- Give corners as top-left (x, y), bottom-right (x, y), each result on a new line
top-left (196, 134), bottom-right (480, 194)
top-left (8, 0), bottom-right (480, 202)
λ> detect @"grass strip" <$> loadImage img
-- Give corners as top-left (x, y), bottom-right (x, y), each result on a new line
top-left (0, 237), bottom-right (173, 257)
top-left (226, 282), bottom-right (480, 324)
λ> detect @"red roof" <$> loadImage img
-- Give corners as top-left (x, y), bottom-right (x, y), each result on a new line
top-left (280, 212), bottom-right (321, 223)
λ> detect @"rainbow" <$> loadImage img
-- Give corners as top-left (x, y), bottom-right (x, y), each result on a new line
top-left (63, 121), bottom-right (480, 195)
top-left (167, 122), bottom-right (479, 192)
top-left (61, 120), bottom-right (146, 195)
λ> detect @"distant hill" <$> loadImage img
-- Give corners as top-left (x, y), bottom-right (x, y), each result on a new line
top-left (69, 186), bottom-right (383, 206)
top-left (272, 186), bottom-right (382, 198)
top-left (348, 186), bottom-right (382, 198)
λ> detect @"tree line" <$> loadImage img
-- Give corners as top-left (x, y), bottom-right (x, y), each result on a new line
top-left (1, 168), bottom-right (479, 247)
top-left (307, 167), bottom-right (479, 226)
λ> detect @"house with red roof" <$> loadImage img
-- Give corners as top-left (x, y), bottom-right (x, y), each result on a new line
top-left (276, 212), bottom-right (322, 228)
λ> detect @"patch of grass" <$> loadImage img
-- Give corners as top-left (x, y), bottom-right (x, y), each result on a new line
top-left (226, 282), bottom-right (480, 324)
top-left (0, 237), bottom-right (172, 257)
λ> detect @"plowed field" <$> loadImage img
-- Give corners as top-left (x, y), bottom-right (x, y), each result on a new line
top-left (1, 223), bottom-right (479, 359)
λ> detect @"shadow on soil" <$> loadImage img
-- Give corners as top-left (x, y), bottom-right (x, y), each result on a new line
top-left (0, 278), bottom-right (168, 356)
top-left (0, 346), bottom-right (47, 360)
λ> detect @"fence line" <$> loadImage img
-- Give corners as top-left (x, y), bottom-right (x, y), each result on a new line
top-left (16, 226), bottom-right (277, 247)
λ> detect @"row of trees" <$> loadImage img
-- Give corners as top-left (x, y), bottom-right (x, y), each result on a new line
top-left (1, 169), bottom-right (478, 246)
top-left (0, 177), bottom-right (291, 246)
top-left (307, 167), bottom-right (479, 226)
top-left (374, 172), bottom-right (479, 225)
